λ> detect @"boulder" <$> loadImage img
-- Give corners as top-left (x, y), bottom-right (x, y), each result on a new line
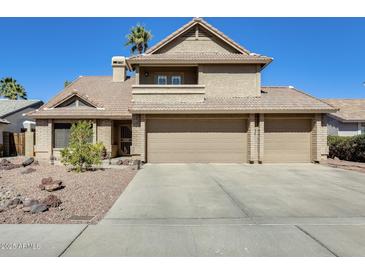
top-left (44, 180), bottom-right (64, 192)
top-left (22, 206), bottom-right (31, 212)
top-left (23, 198), bottom-right (39, 207)
top-left (0, 159), bottom-right (21, 170)
top-left (22, 157), bottom-right (34, 167)
top-left (21, 167), bottom-right (36, 174)
top-left (41, 195), bottom-right (62, 207)
top-left (30, 204), bottom-right (48, 214)
top-left (41, 177), bottom-right (53, 185)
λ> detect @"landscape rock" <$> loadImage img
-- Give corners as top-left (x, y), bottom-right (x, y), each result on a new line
top-left (30, 204), bottom-right (48, 214)
top-left (41, 194), bottom-right (62, 207)
top-left (44, 180), bottom-right (64, 192)
top-left (0, 159), bottom-right (21, 170)
top-left (22, 206), bottom-right (31, 212)
top-left (41, 177), bottom-right (53, 185)
top-left (23, 198), bottom-right (39, 207)
top-left (17, 204), bottom-right (23, 209)
top-left (123, 159), bottom-right (131, 165)
top-left (11, 197), bottom-right (21, 205)
top-left (21, 167), bottom-right (36, 174)
top-left (22, 157), bottom-right (34, 167)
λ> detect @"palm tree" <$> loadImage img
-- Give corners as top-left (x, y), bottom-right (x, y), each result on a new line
top-left (0, 77), bottom-right (27, 100)
top-left (125, 24), bottom-right (152, 54)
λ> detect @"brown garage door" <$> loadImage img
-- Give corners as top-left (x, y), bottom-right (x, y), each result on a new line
top-left (147, 118), bottom-right (247, 163)
top-left (264, 119), bottom-right (311, 163)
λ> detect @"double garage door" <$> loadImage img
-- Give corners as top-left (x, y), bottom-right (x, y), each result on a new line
top-left (146, 117), bottom-right (312, 163)
top-left (147, 118), bottom-right (247, 163)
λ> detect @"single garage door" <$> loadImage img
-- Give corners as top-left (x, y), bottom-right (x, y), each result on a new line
top-left (264, 119), bottom-right (311, 163)
top-left (147, 118), bottom-right (247, 163)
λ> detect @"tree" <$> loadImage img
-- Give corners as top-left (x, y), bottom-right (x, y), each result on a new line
top-left (64, 80), bottom-right (72, 88)
top-left (0, 77), bottom-right (27, 100)
top-left (125, 24), bottom-right (152, 54)
top-left (60, 121), bottom-right (104, 172)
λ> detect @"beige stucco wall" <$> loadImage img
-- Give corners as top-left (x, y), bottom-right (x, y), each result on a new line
top-left (198, 65), bottom-right (261, 97)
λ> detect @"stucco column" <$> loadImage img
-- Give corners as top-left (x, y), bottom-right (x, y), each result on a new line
top-left (47, 119), bottom-right (53, 159)
top-left (247, 114), bottom-right (257, 163)
top-left (258, 113), bottom-right (264, 163)
top-left (131, 114), bottom-right (146, 162)
top-left (312, 114), bottom-right (328, 163)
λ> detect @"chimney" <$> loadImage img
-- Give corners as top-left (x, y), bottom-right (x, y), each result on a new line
top-left (112, 56), bottom-right (127, 82)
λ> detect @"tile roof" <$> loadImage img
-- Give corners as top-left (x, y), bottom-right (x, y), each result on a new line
top-left (127, 52), bottom-right (272, 65)
top-left (28, 76), bottom-right (133, 119)
top-left (323, 99), bottom-right (365, 122)
top-left (131, 87), bottom-right (336, 113)
top-left (28, 76), bottom-right (335, 118)
top-left (0, 99), bottom-right (43, 118)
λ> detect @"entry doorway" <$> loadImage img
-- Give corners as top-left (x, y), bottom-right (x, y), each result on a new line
top-left (120, 125), bottom-right (132, 156)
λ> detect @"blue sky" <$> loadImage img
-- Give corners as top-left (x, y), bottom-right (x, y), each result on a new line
top-left (0, 17), bottom-right (364, 102)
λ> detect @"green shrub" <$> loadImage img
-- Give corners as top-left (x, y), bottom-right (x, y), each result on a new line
top-left (328, 134), bottom-right (365, 162)
top-left (60, 121), bottom-right (104, 172)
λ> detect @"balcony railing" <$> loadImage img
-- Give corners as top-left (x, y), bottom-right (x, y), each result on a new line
top-left (132, 84), bottom-right (206, 103)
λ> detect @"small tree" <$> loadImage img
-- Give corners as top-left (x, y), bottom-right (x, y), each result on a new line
top-left (61, 121), bottom-right (104, 172)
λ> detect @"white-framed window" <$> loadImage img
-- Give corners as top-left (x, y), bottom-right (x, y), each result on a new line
top-left (171, 75), bottom-right (182, 85)
top-left (157, 75), bottom-right (167, 85)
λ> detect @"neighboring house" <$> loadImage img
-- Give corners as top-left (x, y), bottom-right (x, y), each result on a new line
top-left (28, 18), bottom-right (336, 163)
top-left (0, 118), bottom-right (10, 156)
top-left (0, 98), bottom-right (43, 141)
top-left (324, 99), bottom-right (365, 136)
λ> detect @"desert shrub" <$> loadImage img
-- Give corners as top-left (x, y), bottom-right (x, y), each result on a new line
top-left (60, 121), bottom-right (104, 172)
top-left (328, 134), bottom-right (365, 162)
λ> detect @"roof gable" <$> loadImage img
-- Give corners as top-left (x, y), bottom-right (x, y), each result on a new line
top-left (146, 18), bottom-right (250, 55)
top-left (50, 92), bottom-right (101, 109)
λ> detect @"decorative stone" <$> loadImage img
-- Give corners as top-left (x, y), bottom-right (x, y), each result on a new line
top-left (30, 204), bottom-right (48, 213)
top-left (22, 206), bottom-right (31, 212)
top-left (22, 157), bottom-right (34, 167)
top-left (41, 195), bottom-right (62, 207)
top-left (23, 198), bottom-right (39, 207)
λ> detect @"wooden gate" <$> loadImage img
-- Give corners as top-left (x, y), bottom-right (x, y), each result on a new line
top-left (2, 132), bottom-right (25, 156)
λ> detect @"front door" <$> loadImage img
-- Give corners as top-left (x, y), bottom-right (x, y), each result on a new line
top-left (120, 125), bottom-right (132, 155)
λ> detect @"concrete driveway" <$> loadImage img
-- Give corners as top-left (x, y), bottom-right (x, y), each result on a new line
top-left (64, 164), bottom-right (365, 256)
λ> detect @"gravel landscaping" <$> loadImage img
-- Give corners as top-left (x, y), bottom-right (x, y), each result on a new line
top-left (0, 157), bottom-right (137, 224)
top-left (324, 158), bottom-right (365, 174)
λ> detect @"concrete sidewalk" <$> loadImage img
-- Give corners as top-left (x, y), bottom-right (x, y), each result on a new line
top-left (0, 224), bottom-right (86, 257)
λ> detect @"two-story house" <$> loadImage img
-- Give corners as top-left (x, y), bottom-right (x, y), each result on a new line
top-left (28, 18), bottom-right (336, 163)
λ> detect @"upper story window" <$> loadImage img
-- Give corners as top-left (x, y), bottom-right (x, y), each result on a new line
top-left (171, 75), bottom-right (182, 85)
top-left (157, 75), bottom-right (168, 85)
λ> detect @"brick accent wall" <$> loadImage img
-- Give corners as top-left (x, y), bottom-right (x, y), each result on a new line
top-left (247, 114), bottom-right (257, 163)
top-left (35, 119), bottom-right (52, 159)
top-left (311, 114), bottom-right (328, 163)
top-left (258, 113), bottom-right (264, 163)
top-left (131, 114), bottom-right (146, 162)
top-left (97, 119), bottom-right (113, 154)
